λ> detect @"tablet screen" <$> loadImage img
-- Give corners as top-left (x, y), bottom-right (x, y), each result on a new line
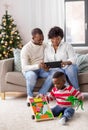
top-left (44, 61), bottom-right (62, 68)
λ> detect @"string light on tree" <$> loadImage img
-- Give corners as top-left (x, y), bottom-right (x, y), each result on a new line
top-left (0, 8), bottom-right (23, 60)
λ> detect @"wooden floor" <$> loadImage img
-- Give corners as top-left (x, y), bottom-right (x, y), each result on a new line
top-left (0, 92), bottom-right (88, 100)
top-left (0, 92), bottom-right (27, 100)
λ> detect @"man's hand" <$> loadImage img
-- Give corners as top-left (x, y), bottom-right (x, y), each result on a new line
top-left (39, 62), bottom-right (50, 71)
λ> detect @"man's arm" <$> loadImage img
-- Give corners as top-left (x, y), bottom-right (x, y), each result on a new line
top-left (21, 48), bottom-right (40, 72)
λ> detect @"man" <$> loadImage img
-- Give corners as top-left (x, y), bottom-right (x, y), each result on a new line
top-left (21, 28), bottom-right (55, 103)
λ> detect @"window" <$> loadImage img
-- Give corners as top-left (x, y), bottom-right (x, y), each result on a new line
top-left (65, 0), bottom-right (88, 46)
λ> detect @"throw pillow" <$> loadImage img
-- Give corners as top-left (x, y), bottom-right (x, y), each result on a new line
top-left (13, 48), bottom-right (22, 72)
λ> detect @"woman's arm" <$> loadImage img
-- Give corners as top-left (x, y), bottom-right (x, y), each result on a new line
top-left (66, 43), bottom-right (77, 64)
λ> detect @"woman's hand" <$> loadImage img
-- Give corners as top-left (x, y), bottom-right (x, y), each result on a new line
top-left (61, 61), bottom-right (72, 67)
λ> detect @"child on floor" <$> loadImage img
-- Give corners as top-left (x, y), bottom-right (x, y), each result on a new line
top-left (46, 71), bottom-right (84, 125)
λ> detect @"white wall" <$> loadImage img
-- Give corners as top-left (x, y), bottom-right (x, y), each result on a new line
top-left (0, 0), bottom-right (64, 44)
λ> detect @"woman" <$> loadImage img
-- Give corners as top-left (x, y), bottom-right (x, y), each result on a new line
top-left (44, 26), bottom-right (79, 90)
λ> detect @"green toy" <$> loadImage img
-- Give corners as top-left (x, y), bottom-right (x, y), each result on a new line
top-left (66, 96), bottom-right (84, 110)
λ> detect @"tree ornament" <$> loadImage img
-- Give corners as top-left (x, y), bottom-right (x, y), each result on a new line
top-left (0, 10), bottom-right (23, 60)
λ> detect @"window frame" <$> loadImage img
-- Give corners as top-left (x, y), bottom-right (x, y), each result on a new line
top-left (65, 0), bottom-right (88, 46)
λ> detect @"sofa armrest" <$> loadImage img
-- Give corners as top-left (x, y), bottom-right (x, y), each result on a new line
top-left (0, 58), bottom-right (14, 91)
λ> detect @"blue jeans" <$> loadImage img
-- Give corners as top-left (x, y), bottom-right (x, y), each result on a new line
top-left (53, 64), bottom-right (79, 90)
top-left (23, 64), bottom-right (79, 96)
top-left (23, 69), bottom-right (58, 97)
top-left (51, 105), bottom-right (75, 120)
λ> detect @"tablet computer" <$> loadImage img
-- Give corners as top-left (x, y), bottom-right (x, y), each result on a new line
top-left (44, 61), bottom-right (62, 68)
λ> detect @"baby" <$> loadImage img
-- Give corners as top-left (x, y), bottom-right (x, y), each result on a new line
top-left (46, 71), bottom-right (83, 125)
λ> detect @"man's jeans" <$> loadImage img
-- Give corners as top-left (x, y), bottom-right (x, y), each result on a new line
top-left (51, 105), bottom-right (75, 120)
top-left (23, 69), bottom-right (57, 97)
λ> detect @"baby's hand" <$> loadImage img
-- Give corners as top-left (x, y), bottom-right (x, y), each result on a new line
top-left (36, 94), bottom-right (44, 98)
top-left (44, 95), bottom-right (49, 103)
top-left (78, 94), bottom-right (84, 101)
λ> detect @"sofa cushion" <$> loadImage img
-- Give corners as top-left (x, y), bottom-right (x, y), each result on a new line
top-left (5, 71), bottom-right (88, 92)
top-left (5, 72), bottom-right (26, 87)
top-left (5, 72), bottom-right (46, 91)
top-left (13, 49), bottom-right (22, 72)
top-left (74, 47), bottom-right (88, 54)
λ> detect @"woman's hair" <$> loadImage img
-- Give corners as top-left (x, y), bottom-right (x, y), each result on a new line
top-left (48, 26), bottom-right (64, 39)
top-left (53, 71), bottom-right (65, 79)
top-left (31, 28), bottom-right (43, 36)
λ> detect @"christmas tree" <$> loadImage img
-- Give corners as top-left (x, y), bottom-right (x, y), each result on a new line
top-left (0, 10), bottom-right (23, 60)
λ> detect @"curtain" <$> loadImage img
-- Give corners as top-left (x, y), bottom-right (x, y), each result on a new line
top-left (29, 0), bottom-right (65, 42)
top-left (0, 0), bottom-right (64, 43)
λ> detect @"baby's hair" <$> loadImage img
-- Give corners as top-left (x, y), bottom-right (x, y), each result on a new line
top-left (31, 28), bottom-right (43, 36)
top-left (53, 71), bottom-right (65, 79)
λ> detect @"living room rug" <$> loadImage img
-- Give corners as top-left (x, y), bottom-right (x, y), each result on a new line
top-left (0, 94), bottom-right (88, 130)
